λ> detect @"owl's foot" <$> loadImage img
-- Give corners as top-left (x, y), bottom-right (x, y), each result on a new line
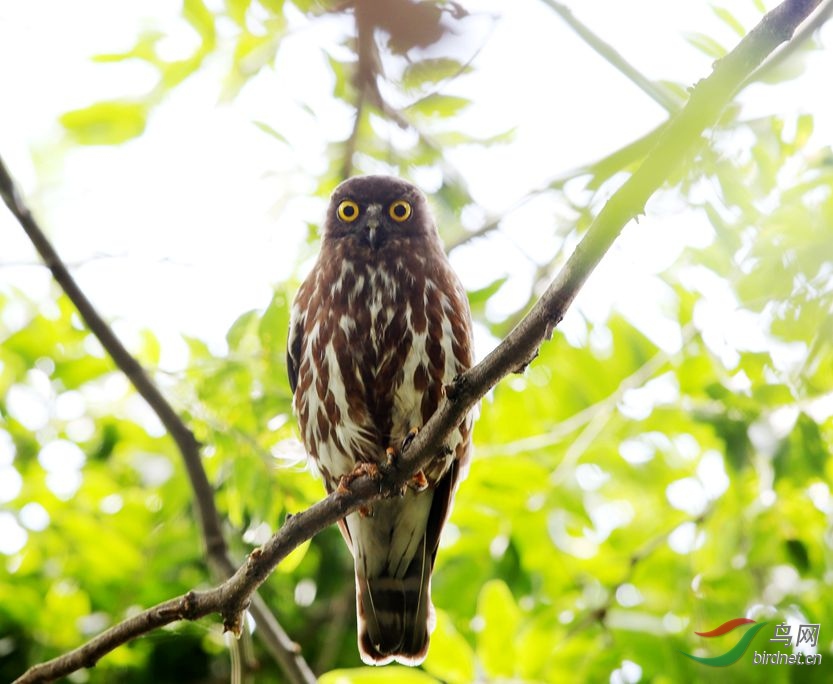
top-left (399, 428), bottom-right (429, 490)
top-left (358, 504), bottom-right (373, 518)
top-left (408, 470), bottom-right (429, 492)
top-left (336, 461), bottom-right (381, 495)
top-left (381, 433), bottom-right (428, 492)
top-left (382, 427), bottom-right (420, 469)
top-left (402, 426), bottom-right (420, 452)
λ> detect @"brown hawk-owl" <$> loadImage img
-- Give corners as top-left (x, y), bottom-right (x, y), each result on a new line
top-left (287, 175), bottom-right (474, 665)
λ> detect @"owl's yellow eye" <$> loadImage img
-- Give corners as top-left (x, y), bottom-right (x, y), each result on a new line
top-left (337, 200), bottom-right (360, 222)
top-left (388, 200), bottom-right (412, 222)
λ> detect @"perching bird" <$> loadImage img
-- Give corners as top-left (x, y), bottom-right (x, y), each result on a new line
top-left (287, 175), bottom-right (474, 665)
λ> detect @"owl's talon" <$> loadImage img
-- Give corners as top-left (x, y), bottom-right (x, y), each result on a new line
top-left (402, 426), bottom-right (420, 452)
top-left (358, 504), bottom-right (373, 518)
top-left (409, 470), bottom-right (429, 492)
top-left (337, 462), bottom-right (381, 494)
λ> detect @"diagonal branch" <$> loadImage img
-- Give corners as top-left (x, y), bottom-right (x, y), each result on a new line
top-left (454, 0), bottom-right (830, 255)
top-left (750, 0), bottom-right (833, 82)
top-left (0, 171), bottom-right (315, 683)
top-left (0, 167), bottom-right (224, 558)
top-left (540, 0), bottom-right (681, 113)
top-left (4, 0), bottom-right (824, 681)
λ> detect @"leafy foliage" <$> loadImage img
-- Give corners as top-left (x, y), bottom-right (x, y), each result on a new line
top-left (2, 1), bottom-right (832, 683)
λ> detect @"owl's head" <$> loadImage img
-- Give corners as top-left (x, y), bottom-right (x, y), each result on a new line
top-left (323, 175), bottom-right (436, 250)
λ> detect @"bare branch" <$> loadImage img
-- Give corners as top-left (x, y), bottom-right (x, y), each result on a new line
top-left (540, 0), bottom-right (681, 113)
top-left (0, 169), bottom-right (315, 683)
top-left (13, 592), bottom-right (209, 684)
top-left (3, 0), bottom-right (822, 681)
top-left (0, 166), bottom-right (221, 553)
top-left (750, 0), bottom-right (833, 82)
top-left (10, 548), bottom-right (313, 684)
top-left (445, 180), bottom-right (550, 252)
top-left (348, 7), bottom-right (475, 213)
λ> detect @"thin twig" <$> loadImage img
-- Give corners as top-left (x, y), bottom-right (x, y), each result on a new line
top-left (342, 92), bottom-right (365, 179)
top-left (445, 180), bottom-right (551, 252)
top-left (540, 0), bottom-right (681, 113)
top-left (312, 585), bottom-right (354, 673)
top-left (4, 1), bottom-right (822, 681)
top-left (560, 508), bottom-right (714, 642)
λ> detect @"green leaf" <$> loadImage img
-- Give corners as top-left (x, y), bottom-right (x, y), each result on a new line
top-left (423, 611), bottom-right (476, 684)
top-left (253, 120), bottom-right (289, 145)
top-left (467, 277), bottom-right (507, 318)
top-left (184, 0), bottom-right (216, 48)
top-left (319, 667), bottom-right (440, 683)
top-left (750, 383), bottom-right (793, 407)
top-left (402, 58), bottom-right (466, 90)
top-left (93, 31), bottom-right (163, 64)
top-left (327, 53), bottom-right (355, 101)
top-left (258, 290), bottom-right (290, 352)
top-left (432, 127), bottom-right (517, 148)
top-left (223, 27), bottom-right (281, 100)
top-left (773, 412), bottom-right (828, 483)
top-left (684, 32), bottom-right (727, 59)
top-left (406, 94), bottom-right (470, 119)
top-left (183, 334), bottom-right (212, 361)
top-left (476, 579), bottom-right (520, 677)
top-left (276, 539), bottom-right (310, 573)
top-left (160, 55), bottom-right (205, 89)
top-left (226, 309), bottom-right (259, 351)
top-left (225, 0), bottom-right (252, 26)
top-left (710, 5), bottom-right (746, 37)
top-left (785, 539), bottom-right (810, 572)
top-left (60, 101), bottom-right (148, 145)
top-left (137, 330), bottom-right (161, 368)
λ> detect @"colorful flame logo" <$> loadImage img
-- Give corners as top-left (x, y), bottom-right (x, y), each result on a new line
top-left (680, 618), bottom-right (768, 666)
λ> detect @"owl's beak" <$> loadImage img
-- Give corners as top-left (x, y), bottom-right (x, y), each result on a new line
top-left (365, 204), bottom-right (383, 249)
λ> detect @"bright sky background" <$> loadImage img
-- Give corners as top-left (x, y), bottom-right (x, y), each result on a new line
top-left (1, 0), bottom-right (831, 373)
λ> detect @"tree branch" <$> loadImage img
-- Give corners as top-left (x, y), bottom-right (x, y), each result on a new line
top-left (540, 0), bottom-right (681, 113)
top-left (453, 0), bottom-right (830, 255)
top-left (0, 171), bottom-right (315, 683)
top-left (0, 164), bottom-right (223, 555)
top-left (750, 0), bottom-right (833, 82)
top-left (4, 0), bottom-right (822, 681)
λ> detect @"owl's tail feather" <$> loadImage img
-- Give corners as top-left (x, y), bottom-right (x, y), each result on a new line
top-left (355, 537), bottom-right (434, 666)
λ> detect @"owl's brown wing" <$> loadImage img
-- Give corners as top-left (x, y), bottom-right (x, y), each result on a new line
top-left (287, 316), bottom-right (302, 395)
top-left (424, 450), bottom-right (465, 566)
top-left (287, 296), bottom-right (353, 549)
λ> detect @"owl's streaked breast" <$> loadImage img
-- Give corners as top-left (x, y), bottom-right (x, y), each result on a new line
top-left (292, 246), bottom-right (471, 489)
